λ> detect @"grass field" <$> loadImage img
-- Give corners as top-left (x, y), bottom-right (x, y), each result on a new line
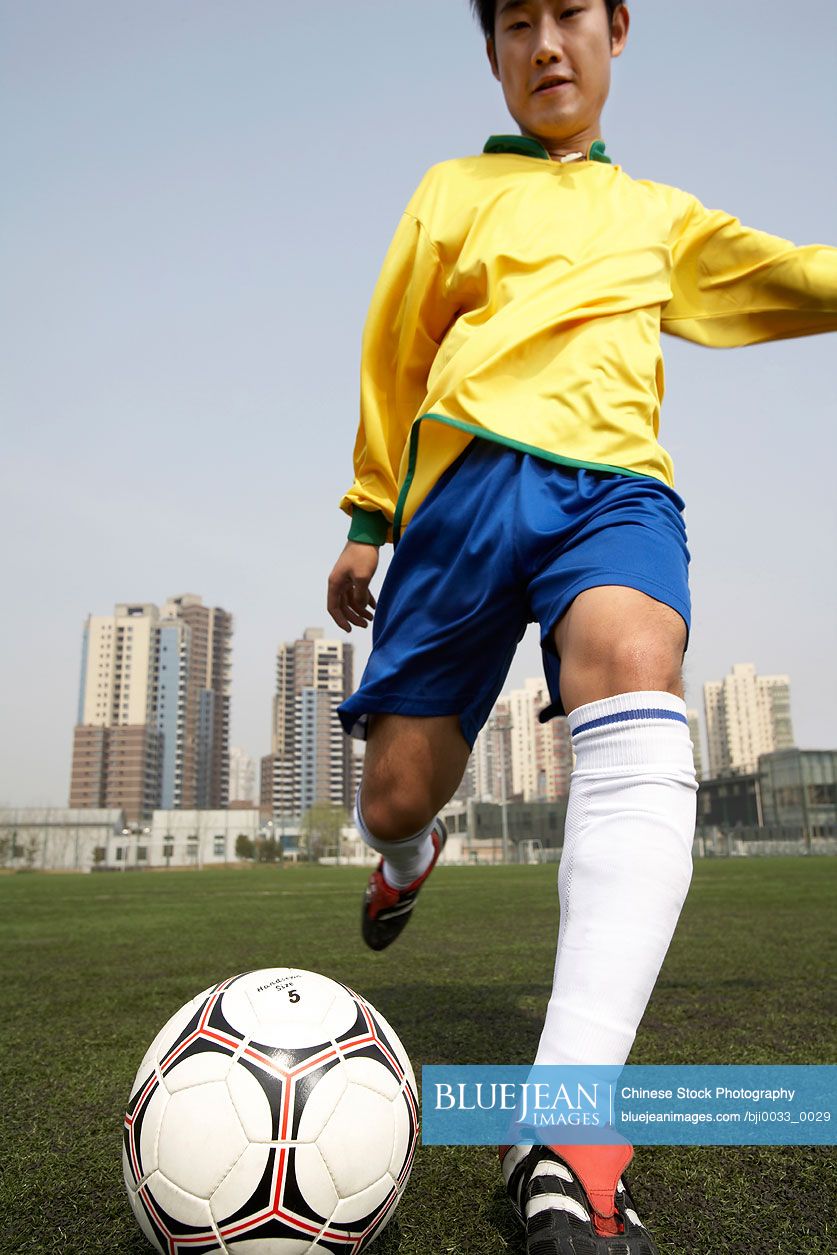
top-left (1, 858), bottom-right (835, 1255)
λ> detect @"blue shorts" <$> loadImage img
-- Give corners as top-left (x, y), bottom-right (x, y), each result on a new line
top-left (337, 439), bottom-right (691, 749)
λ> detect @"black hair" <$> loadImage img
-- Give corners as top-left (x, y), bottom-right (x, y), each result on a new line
top-left (470, 0), bottom-right (622, 40)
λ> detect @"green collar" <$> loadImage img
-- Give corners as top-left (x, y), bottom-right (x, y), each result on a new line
top-left (483, 134), bottom-right (612, 164)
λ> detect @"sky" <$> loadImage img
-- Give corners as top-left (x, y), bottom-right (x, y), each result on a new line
top-left (1, 0), bottom-right (835, 806)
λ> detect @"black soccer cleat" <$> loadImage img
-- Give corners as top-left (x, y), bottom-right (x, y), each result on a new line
top-left (501, 1143), bottom-right (660, 1255)
top-left (361, 819), bottom-right (447, 951)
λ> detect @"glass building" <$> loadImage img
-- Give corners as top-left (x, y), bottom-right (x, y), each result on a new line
top-left (758, 749), bottom-right (837, 837)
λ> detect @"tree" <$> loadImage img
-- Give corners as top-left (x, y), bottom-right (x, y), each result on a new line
top-left (235, 833), bottom-right (255, 861)
top-left (256, 836), bottom-right (280, 864)
top-left (298, 803), bottom-right (349, 863)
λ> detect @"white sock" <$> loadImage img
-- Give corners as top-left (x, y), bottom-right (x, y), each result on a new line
top-left (534, 691), bottom-right (698, 1067)
top-left (354, 786), bottom-right (436, 890)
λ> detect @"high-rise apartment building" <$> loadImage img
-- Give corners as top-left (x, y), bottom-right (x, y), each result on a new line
top-left (686, 709), bottom-right (705, 781)
top-left (507, 679), bottom-right (573, 802)
top-left (160, 595), bottom-right (232, 809)
top-left (260, 628), bottom-right (354, 820)
top-left (229, 747), bottom-right (258, 805)
top-left (471, 699), bottom-right (513, 802)
top-left (703, 662), bottom-right (794, 778)
top-left (69, 595), bottom-right (232, 822)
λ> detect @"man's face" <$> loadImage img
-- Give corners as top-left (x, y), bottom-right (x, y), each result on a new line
top-left (487, 0), bottom-right (628, 149)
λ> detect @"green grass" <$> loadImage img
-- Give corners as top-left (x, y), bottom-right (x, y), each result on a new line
top-left (1, 859), bottom-right (835, 1255)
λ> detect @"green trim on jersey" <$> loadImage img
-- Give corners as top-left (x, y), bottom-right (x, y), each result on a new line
top-left (348, 507), bottom-right (389, 546)
top-left (588, 139), bottom-right (612, 164)
top-left (483, 134), bottom-right (550, 160)
top-left (391, 412), bottom-right (648, 544)
top-left (482, 135), bottom-right (612, 163)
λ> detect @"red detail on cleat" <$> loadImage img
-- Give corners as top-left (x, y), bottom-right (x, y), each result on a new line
top-left (498, 1144), bottom-right (512, 1165)
top-left (365, 869), bottom-right (401, 920)
top-left (546, 1140), bottom-right (634, 1221)
top-left (404, 827), bottom-right (445, 888)
top-left (371, 825), bottom-right (445, 915)
top-left (592, 1211), bottom-right (624, 1237)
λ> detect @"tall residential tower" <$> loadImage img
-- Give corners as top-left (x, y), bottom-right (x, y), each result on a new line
top-left (703, 662), bottom-right (794, 777)
top-left (260, 628), bottom-right (354, 821)
top-left (508, 678), bottom-right (573, 802)
top-left (69, 594), bottom-right (232, 821)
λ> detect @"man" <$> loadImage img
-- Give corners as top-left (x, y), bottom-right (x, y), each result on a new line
top-left (326, 2), bottom-right (836, 1250)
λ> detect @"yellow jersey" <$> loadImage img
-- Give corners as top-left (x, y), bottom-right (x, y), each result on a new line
top-left (340, 135), bottom-right (837, 545)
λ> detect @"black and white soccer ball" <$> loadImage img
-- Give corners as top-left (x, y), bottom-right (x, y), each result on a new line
top-left (123, 968), bottom-right (419, 1254)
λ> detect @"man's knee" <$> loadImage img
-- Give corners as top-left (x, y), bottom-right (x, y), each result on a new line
top-left (359, 713), bottom-right (469, 841)
top-left (601, 629), bottom-right (685, 693)
top-left (553, 586), bottom-right (687, 709)
top-left (360, 782), bottom-right (435, 843)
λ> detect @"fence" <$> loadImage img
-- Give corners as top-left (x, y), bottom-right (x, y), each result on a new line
top-left (695, 825), bottom-right (837, 858)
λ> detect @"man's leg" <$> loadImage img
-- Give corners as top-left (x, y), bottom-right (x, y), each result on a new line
top-left (552, 584), bottom-right (687, 713)
top-left (503, 585), bottom-right (696, 1254)
top-left (355, 712), bottom-right (471, 949)
top-left (335, 442), bottom-right (530, 908)
top-left (535, 584), bottom-right (696, 1069)
top-left (360, 712), bottom-right (471, 842)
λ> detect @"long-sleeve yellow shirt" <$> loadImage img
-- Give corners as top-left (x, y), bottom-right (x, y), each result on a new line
top-left (340, 134), bottom-right (837, 546)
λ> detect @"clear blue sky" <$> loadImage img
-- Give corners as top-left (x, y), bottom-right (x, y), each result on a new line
top-left (1, 0), bottom-right (835, 805)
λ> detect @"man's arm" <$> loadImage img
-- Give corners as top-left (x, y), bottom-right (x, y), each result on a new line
top-left (662, 191), bottom-right (837, 346)
top-left (329, 179), bottom-right (455, 631)
top-left (339, 203), bottom-right (454, 546)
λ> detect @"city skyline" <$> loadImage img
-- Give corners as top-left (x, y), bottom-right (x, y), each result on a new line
top-left (62, 588), bottom-right (816, 816)
top-left (2, 1), bottom-right (835, 805)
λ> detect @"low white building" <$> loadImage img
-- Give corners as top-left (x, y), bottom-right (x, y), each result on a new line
top-left (0, 805), bottom-right (527, 871)
top-left (134, 810), bottom-right (264, 868)
top-left (0, 807), bottom-right (265, 871)
top-left (0, 808), bottom-right (125, 872)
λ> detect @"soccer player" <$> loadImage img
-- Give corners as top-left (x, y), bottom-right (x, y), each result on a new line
top-left (326, 2), bottom-right (836, 1251)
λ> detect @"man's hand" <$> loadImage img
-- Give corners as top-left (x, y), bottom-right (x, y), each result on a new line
top-left (327, 541), bottom-right (379, 632)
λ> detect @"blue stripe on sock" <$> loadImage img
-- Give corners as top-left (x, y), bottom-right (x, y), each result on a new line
top-left (572, 708), bottom-right (689, 736)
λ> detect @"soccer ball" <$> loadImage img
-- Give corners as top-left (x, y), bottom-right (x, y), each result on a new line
top-left (123, 968), bottom-right (419, 1254)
